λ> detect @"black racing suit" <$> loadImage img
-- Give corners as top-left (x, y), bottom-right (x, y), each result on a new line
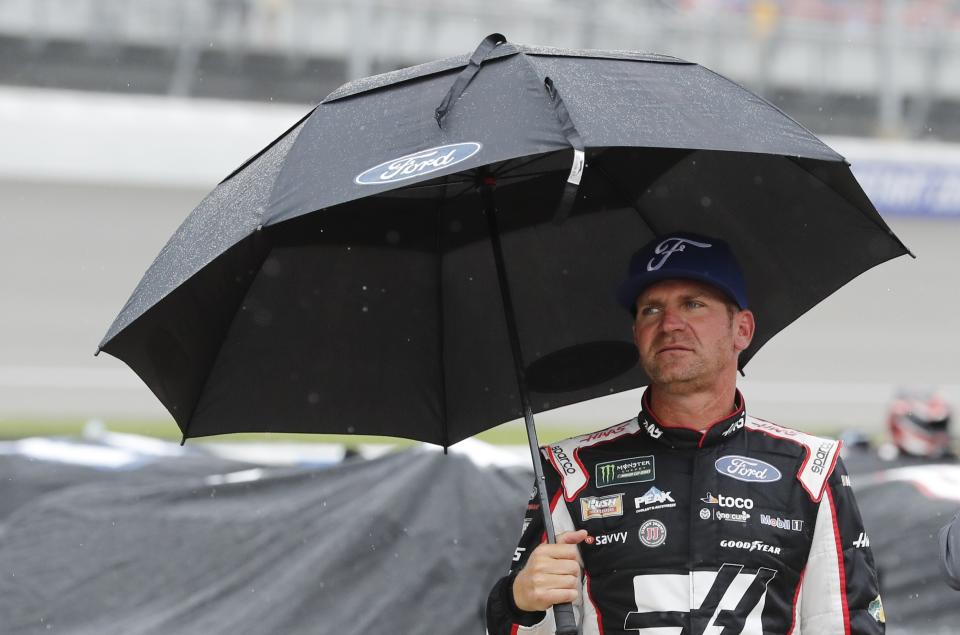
top-left (487, 390), bottom-right (884, 634)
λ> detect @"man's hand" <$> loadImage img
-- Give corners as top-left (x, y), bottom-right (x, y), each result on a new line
top-left (512, 529), bottom-right (593, 612)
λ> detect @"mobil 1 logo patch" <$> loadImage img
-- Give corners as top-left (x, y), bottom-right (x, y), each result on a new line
top-left (596, 455), bottom-right (654, 488)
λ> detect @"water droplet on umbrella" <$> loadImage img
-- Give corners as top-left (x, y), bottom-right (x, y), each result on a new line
top-left (700, 196), bottom-right (712, 208)
top-left (362, 306), bottom-right (369, 313)
top-left (347, 425), bottom-right (356, 433)
top-left (362, 285), bottom-right (368, 291)
top-left (253, 308), bottom-right (273, 326)
top-left (262, 258), bottom-right (282, 276)
top-left (307, 392), bottom-right (320, 404)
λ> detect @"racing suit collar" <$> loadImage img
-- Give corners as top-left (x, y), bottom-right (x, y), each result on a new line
top-left (638, 389), bottom-right (746, 449)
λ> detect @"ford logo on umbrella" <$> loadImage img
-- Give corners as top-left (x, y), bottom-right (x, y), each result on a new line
top-left (355, 142), bottom-right (482, 185)
top-left (715, 455), bottom-right (782, 483)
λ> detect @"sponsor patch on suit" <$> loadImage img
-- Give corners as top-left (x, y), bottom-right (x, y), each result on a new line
top-left (580, 493), bottom-right (625, 520)
top-left (595, 456), bottom-right (655, 488)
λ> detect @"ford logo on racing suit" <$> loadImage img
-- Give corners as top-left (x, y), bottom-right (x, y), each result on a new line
top-left (354, 142), bottom-right (482, 185)
top-left (715, 455), bottom-right (782, 483)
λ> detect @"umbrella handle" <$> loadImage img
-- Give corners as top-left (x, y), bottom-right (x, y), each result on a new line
top-left (553, 602), bottom-right (579, 635)
top-left (481, 178), bottom-right (582, 635)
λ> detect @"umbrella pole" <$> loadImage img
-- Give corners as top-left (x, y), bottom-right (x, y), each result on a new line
top-left (479, 177), bottom-right (579, 635)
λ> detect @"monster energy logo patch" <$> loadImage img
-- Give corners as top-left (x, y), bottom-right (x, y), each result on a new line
top-left (595, 456), bottom-right (654, 488)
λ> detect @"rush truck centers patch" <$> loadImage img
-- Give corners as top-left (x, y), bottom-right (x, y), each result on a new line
top-left (580, 494), bottom-right (625, 521)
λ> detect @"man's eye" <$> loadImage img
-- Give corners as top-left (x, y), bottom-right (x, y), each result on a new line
top-left (685, 300), bottom-right (705, 309)
top-left (639, 306), bottom-right (661, 316)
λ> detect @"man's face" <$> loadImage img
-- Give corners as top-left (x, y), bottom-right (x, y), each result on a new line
top-left (632, 279), bottom-right (755, 392)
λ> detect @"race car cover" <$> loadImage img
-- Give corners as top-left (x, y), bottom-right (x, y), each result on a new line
top-left (0, 447), bottom-right (528, 634)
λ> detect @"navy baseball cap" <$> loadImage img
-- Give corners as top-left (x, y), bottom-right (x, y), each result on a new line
top-left (616, 232), bottom-right (749, 312)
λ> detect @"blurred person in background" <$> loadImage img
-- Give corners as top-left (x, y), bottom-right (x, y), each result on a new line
top-left (842, 388), bottom-right (955, 474)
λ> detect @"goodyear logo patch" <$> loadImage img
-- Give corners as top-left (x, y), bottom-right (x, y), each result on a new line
top-left (595, 456), bottom-right (654, 488)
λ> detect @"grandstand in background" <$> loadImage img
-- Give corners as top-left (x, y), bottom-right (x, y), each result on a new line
top-left (1, 0), bottom-right (958, 431)
top-left (3, 0), bottom-right (960, 140)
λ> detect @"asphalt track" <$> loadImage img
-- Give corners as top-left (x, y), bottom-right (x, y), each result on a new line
top-left (2, 177), bottom-right (958, 435)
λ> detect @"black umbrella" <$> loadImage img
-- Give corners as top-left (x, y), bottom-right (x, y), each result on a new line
top-left (99, 34), bottom-right (909, 634)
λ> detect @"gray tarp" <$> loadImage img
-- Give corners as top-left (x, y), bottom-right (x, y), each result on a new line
top-left (5, 441), bottom-right (957, 634)
top-left (847, 459), bottom-right (960, 635)
top-left (0, 448), bottom-right (528, 634)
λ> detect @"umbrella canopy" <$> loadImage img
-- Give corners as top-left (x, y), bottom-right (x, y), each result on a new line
top-left (98, 35), bottom-right (909, 446)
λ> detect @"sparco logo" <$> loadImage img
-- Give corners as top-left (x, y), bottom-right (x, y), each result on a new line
top-left (354, 142), bottom-right (482, 185)
top-left (715, 455), bottom-right (782, 483)
top-left (551, 446), bottom-right (577, 475)
top-left (641, 418), bottom-right (663, 439)
top-left (646, 237), bottom-right (712, 271)
top-left (810, 441), bottom-right (832, 475)
top-left (720, 539), bottom-right (782, 555)
top-left (701, 492), bottom-right (754, 509)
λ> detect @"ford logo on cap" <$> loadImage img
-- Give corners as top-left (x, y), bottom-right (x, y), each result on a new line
top-left (715, 455), bottom-right (782, 483)
top-left (355, 142), bottom-right (482, 185)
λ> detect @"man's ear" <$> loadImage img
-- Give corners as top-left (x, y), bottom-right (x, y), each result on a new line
top-left (733, 309), bottom-right (755, 352)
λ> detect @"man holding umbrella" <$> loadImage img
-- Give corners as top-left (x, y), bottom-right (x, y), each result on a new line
top-left (487, 233), bottom-right (885, 634)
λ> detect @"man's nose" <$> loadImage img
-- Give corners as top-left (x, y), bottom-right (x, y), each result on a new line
top-left (660, 306), bottom-right (686, 331)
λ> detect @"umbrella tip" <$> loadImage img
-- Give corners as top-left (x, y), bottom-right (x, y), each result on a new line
top-left (180, 435), bottom-right (187, 447)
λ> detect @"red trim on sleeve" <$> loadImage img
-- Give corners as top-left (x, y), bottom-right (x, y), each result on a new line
top-left (787, 567), bottom-right (805, 635)
top-left (827, 487), bottom-right (851, 635)
top-left (550, 487), bottom-right (564, 513)
top-left (510, 624), bottom-right (519, 635)
top-left (584, 571), bottom-right (604, 634)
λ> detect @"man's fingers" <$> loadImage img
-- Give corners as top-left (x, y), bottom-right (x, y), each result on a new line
top-left (557, 529), bottom-right (590, 545)
top-left (526, 556), bottom-right (581, 577)
top-left (513, 569), bottom-right (581, 611)
top-left (532, 543), bottom-right (583, 562)
top-left (530, 572), bottom-right (580, 591)
top-left (533, 587), bottom-right (580, 607)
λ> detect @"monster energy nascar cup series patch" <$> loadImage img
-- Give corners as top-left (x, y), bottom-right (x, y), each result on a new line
top-left (595, 456), bottom-right (654, 488)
